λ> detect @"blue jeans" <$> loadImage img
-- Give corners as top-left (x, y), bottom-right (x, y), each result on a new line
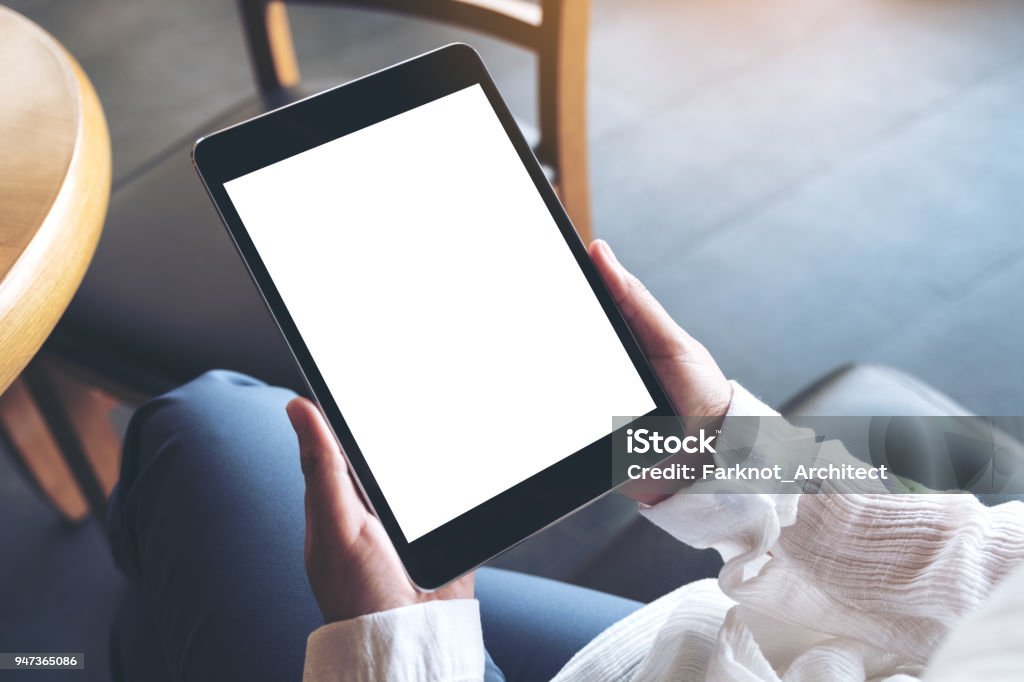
top-left (109, 371), bottom-right (641, 681)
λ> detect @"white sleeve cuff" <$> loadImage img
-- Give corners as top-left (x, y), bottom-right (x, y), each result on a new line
top-left (639, 381), bottom-right (797, 562)
top-left (722, 380), bottom-right (780, 418)
top-left (303, 599), bottom-right (485, 682)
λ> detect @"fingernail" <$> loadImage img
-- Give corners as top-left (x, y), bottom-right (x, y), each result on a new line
top-left (601, 240), bottom-right (620, 266)
top-left (287, 400), bottom-right (308, 438)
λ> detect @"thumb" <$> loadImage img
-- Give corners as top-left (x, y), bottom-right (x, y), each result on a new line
top-left (286, 397), bottom-right (366, 539)
top-left (589, 240), bottom-right (692, 360)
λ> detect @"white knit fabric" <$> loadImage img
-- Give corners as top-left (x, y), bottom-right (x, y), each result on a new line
top-left (304, 383), bottom-right (1024, 681)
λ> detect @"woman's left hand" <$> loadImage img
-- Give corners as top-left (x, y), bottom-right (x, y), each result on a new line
top-left (287, 398), bottom-right (474, 624)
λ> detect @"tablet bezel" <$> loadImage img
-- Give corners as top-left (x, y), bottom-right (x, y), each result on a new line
top-left (193, 43), bottom-right (677, 590)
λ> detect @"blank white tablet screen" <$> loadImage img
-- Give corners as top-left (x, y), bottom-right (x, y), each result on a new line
top-left (224, 84), bottom-right (656, 541)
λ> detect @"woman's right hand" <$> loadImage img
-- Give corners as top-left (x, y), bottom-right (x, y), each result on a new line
top-left (589, 240), bottom-right (733, 503)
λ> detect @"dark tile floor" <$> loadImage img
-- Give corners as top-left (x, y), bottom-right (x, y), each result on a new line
top-left (0, 433), bottom-right (123, 682)
top-left (3, 0), bottom-right (1023, 678)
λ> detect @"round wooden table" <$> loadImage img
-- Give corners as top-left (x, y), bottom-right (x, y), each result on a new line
top-left (0, 6), bottom-right (113, 521)
top-left (0, 6), bottom-right (110, 393)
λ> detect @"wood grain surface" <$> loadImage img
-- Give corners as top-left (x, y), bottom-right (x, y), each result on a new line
top-left (0, 6), bottom-right (110, 394)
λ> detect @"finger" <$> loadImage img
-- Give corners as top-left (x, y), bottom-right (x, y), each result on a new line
top-left (286, 398), bottom-right (368, 539)
top-left (589, 240), bottom-right (692, 359)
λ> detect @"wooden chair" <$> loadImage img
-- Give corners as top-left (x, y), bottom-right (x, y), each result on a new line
top-left (237, 0), bottom-right (592, 241)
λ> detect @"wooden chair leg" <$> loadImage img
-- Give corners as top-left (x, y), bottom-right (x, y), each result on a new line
top-left (40, 362), bottom-right (122, 498)
top-left (0, 377), bottom-right (89, 522)
top-left (0, 360), bottom-right (123, 524)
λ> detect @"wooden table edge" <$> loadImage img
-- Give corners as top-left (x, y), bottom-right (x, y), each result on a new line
top-left (0, 17), bottom-right (112, 394)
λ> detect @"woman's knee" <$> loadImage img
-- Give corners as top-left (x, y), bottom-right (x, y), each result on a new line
top-left (135, 370), bottom-right (288, 437)
top-left (109, 371), bottom-right (301, 575)
top-left (120, 370), bottom-right (295, 476)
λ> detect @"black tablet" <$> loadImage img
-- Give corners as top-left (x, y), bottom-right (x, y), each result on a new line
top-left (193, 44), bottom-right (675, 589)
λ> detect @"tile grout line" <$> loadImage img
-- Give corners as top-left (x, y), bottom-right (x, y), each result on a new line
top-left (589, 3), bottom-right (851, 145)
top-left (634, 45), bottom-right (1024, 280)
top-left (859, 244), bottom-right (1024, 362)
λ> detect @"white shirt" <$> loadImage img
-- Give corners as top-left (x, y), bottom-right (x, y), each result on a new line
top-left (304, 383), bottom-right (1024, 681)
